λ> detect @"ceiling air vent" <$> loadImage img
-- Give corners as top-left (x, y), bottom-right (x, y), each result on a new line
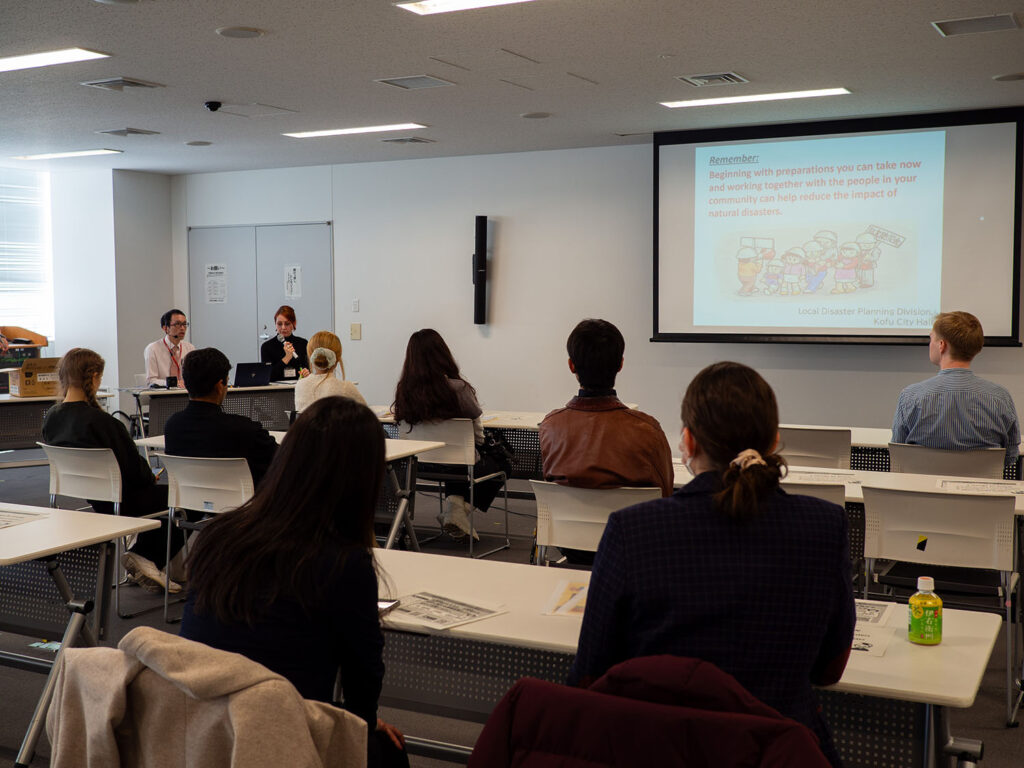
top-left (80, 77), bottom-right (165, 92)
top-left (96, 127), bottom-right (160, 137)
top-left (381, 137), bottom-right (435, 144)
top-left (375, 75), bottom-right (454, 90)
top-left (932, 13), bottom-right (1018, 37)
top-left (677, 72), bottom-right (748, 87)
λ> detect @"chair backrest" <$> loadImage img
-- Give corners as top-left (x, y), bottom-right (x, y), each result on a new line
top-left (156, 454), bottom-right (254, 514)
top-left (782, 481), bottom-right (846, 508)
top-left (38, 443), bottom-right (122, 504)
top-left (396, 419), bottom-right (476, 466)
top-left (862, 486), bottom-right (1016, 572)
top-left (887, 442), bottom-right (1005, 479)
top-left (777, 427), bottom-right (851, 469)
top-left (530, 480), bottom-right (661, 552)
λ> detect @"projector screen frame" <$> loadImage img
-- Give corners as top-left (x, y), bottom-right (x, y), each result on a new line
top-left (652, 107), bottom-right (1024, 347)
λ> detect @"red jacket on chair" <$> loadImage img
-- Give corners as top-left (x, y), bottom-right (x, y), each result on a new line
top-left (468, 655), bottom-right (831, 768)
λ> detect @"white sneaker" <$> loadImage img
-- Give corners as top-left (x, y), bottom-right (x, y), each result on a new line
top-left (121, 552), bottom-right (182, 594)
top-left (445, 496), bottom-right (479, 541)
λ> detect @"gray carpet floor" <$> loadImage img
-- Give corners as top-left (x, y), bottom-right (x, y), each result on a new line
top-left (1, 455), bottom-right (1022, 766)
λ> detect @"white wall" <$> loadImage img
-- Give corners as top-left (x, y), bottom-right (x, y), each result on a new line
top-left (112, 170), bottom-right (173, 408)
top-left (50, 170), bottom-right (119, 388)
top-left (172, 145), bottom-right (1024, 448)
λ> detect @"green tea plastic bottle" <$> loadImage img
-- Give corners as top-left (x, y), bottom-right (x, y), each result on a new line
top-left (908, 576), bottom-right (942, 645)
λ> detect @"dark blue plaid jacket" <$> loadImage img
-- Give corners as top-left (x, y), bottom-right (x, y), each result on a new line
top-left (568, 471), bottom-right (855, 754)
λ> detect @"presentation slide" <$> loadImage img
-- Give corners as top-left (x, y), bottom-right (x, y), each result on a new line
top-left (656, 115), bottom-right (1020, 342)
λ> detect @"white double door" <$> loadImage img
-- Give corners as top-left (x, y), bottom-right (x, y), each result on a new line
top-left (187, 223), bottom-right (334, 375)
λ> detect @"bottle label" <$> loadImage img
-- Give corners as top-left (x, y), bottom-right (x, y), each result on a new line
top-left (908, 602), bottom-right (942, 645)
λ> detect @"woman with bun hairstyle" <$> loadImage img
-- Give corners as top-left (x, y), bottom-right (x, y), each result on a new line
top-left (260, 305), bottom-right (308, 381)
top-left (41, 348), bottom-right (181, 594)
top-left (568, 362), bottom-right (854, 766)
top-left (294, 330), bottom-right (366, 412)
top-left (181, 397), bottom-right (407, 768)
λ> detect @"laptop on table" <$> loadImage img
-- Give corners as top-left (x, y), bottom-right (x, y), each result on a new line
top-left (233, 362), bottom-right (272, 387)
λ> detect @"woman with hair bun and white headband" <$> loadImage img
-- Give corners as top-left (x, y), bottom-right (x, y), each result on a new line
top-left (294, 330), bottom-right (367, 413)
top-left (568, 361), bottom-right (854, 767)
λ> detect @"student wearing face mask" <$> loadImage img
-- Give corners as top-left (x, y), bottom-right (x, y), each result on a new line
top-left (260, 305), bottom-right (308, 382)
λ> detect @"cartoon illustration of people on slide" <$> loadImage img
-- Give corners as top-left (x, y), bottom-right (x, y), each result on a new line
top-left (731, 225), bottom-right (903, 297)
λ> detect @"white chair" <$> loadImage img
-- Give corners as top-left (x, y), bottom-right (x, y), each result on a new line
top-left (781, 481), bottom-right (846, 508)
top-left (154, 454), bottom-right (254, 622)
top-left (777, 426), bottom-right (851, 469)
top-left (888, 442), bottom-right (1006, 479)
top-left (529, 481), bottom-right (660, 565)
top-left (397, 419), bottom-right (509, 559)
top-left (862, 485), bottom-right (1019, 724)
top-left (37, 443), bottom-right (166, 619)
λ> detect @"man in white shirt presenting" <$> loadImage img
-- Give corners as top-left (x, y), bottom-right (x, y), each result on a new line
top-left (144, 309), bottom-right (195, 386)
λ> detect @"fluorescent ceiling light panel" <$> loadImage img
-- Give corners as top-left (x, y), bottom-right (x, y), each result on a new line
top-left (283, 123), bottom-right (426, 138)
top-left (395, 0), bottom-right (536, 15)
top-left (661, 87), bottom-right (850, 108)
top-left (11, 148), bottom-right (122, 160)
top-left (0, 47), bottom-right (108, 74)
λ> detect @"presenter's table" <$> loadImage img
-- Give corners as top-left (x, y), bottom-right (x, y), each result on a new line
top-left (0, 392), bottom-right (113, 453)
top-left (140, 383), bottom-right (295, 435)
top-left (0, 503), bottom-right (160, 767)
top-left (137, 434), bottom-right (443, 549)
top-left (375, 549), bottom-right (999, 768)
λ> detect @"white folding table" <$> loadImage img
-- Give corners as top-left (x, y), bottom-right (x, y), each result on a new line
top-left (0, 503), bottom-right (160, 767)
top-left (137, 434), bottom-right (443, 550)
top-left (374, 548), bottom-right (1000, 768)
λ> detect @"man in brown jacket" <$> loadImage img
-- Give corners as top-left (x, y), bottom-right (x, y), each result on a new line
top-left (540, 318), bottom-right (674, 508)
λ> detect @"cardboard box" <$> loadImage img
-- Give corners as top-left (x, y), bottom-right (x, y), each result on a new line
top-left (1, 357), bottom-right (59, 397)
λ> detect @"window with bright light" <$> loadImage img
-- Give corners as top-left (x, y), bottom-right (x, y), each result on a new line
top-left (0, 167), bottom-right (53, 339)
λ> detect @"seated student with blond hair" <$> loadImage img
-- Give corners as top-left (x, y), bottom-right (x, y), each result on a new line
top-left (294, 330), bottom-right (366, 412)
top-left (892, 310), bottom-right (1019, 461)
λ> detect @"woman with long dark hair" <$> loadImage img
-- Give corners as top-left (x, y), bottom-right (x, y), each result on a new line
top-left (392, 329), bottom-right (509, 539)
top-left (180, 397), bottom-right (407, 767)
top-left (568, 362), bottom-right (854, 767)
top-left (41, 348), bottom-right (179, 593)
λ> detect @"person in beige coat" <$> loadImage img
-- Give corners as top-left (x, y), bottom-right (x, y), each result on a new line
top-left (46, 626), bottom-right (367, 768)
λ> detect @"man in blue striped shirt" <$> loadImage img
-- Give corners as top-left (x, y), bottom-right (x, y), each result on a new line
top-left (892, 311), bottom-right (1019, 460)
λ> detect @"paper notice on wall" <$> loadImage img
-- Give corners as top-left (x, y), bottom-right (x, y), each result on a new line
top-left (205, 264), bottom-right (227, 303)
top-left (285, 265), bottom-right (302, 299)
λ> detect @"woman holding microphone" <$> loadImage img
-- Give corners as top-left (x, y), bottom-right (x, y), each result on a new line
top-left (260, 305), bottom-right (308, 381)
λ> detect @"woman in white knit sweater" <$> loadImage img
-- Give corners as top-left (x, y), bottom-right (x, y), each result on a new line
top-left (294, 330), bottom-right (367, 412)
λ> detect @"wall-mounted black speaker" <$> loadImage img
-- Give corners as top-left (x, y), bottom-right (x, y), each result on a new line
top-left (472, 215), bottom-right (488, 325)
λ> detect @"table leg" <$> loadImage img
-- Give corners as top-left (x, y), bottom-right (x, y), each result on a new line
top-left (384, 458), bottom-right (420, 551)
top-left (14, 599), bottom-right (92, 768)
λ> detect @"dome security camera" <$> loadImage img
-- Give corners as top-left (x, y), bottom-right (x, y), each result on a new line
top-left (204, 101), bottom-right (223, 112)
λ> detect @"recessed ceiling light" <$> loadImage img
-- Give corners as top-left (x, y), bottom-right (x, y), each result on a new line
top-left (185, 140), bottom-right (213, 146)
top-left (11, 148), bottom-right (122, 160)
top-left (661, 87), bottom-right (850, 108)
top-left (395, 0), bottom-right (536, 15)
top-left (993, 72), bottom-right (1024, 82)
top-left (0, 47), bottom-right (108, 74)
top-left (216, 26), bottom-right (266, 39)
top-left (283, 123), bottom-right (426, 138)
top-left (520, 112), bottom-right (550, 119)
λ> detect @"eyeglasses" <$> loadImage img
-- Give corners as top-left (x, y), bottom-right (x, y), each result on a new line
top-left (169, 321), bottom-right (189, 328)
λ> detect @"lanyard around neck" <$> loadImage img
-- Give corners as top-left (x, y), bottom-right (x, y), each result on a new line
top-left (163, 337), bottom-right (181, 377)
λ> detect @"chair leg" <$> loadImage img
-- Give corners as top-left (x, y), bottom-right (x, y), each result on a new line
top-left (472, 474), bottom-right (512, 560)
top-left (1005, 572), bottom-right (1020, 727)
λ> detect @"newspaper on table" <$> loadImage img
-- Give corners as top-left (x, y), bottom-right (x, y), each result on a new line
top-left (0, 509), bottom-right (47, 530)
top-left (852, 600), bottom-right (896, 657)
top-left (855, 599), bottom-right (896, 626)
top-left (543, 580), bottom-right (588, 617)
top-left (936, 478), bottom-right (1024, 494)
top-left (852, 625), bottom-right (893, 657)
top-left (389, 592), bottom-right (506, 630)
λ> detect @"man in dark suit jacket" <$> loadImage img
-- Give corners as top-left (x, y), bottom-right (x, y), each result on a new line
top-left (164, 347), bottom-right (277, 486)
